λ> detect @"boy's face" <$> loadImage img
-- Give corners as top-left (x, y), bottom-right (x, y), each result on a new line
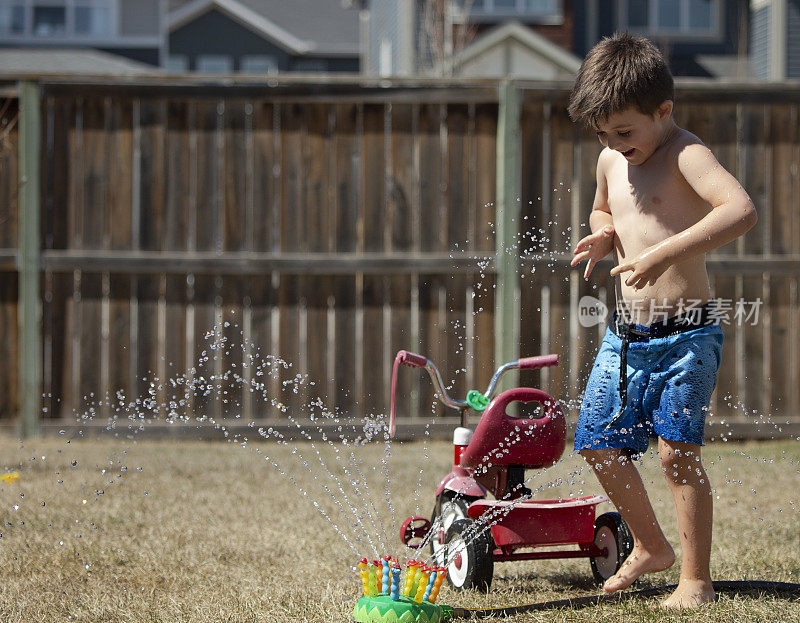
top-left (594, 102), bottom-right (673, 165)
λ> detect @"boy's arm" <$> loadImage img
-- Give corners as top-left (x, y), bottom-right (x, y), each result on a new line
top-left (572, 150), bottom-right (616, 279)
top-left (611, 143), bottom-right (757, 288)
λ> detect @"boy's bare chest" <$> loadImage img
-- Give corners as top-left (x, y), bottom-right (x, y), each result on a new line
top-left (606, 160), bottom-right (709, 244)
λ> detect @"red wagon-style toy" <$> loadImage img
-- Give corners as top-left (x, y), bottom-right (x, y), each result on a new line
top-left (392, 350), bottom-right (633, 591)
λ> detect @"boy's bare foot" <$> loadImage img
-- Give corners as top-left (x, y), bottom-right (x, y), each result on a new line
top-left (660, 579), bottom-right (716, 609)
top-left (602, 543), bottom-right (675, 593)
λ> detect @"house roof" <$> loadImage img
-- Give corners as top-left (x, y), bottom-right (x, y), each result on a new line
top-left (167, 0), bottom-right (359, 56)
top-left (447, 21), bottom-right (582, 77)
top-left (0, 48), bottom-right (162, 77)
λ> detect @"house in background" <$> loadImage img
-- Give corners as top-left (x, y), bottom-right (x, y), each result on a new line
top-left (0, 0), bottom-right (164, 66)
top-left (0, 0), bottom-right (360, 74)
top-left (362, 0), bottom-right (753, 79)
top-left (165, 0), bottom-right (360, 73)
top-left (750, 0), bottom-right (800, 80)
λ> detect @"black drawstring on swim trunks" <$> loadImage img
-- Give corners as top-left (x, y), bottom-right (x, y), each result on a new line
top-left (607, 302), bottom-right (718, 427)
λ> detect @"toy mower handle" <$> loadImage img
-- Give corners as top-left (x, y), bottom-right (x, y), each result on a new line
top-left (389, 350), bottom-right (469, 438)
top-left (517, 354), bottom-right (559, 369)
top-left (390, 351), bottom-right (428, 438)
top-left (395, 350), bottom-right (428, 368)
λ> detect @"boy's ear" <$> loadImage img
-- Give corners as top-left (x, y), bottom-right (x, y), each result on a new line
top-left (657, 100), bottom-right (674, 120)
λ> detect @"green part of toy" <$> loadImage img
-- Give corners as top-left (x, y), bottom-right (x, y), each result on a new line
top-left (352, 595), bottom-right (453, 623)
top-left (466, 390), bottom-right (489, 412)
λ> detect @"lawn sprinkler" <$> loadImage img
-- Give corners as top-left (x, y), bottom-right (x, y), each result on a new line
top-left (352, 557), bottom-right (453, 623)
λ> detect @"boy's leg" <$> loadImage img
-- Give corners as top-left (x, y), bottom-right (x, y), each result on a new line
top-left (581, 448), bottom-right (675, 592)
top-left (657, 438), bottom-right (715, 608)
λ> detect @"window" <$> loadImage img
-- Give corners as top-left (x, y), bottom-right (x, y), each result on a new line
top-left (0, 0), bottom-right (117, 39)
top-left (0, 4), bottom-right (25, 35)
top-left (197, 55), bottom-right (233, 73)
top-left (620, 0), bottom-right (718, 36)
top-left (469, 0), bottom-right (561, 18)
top-left (33, 5), bottom-right (66, 36)
top-left (293, 58), bottom-right (326, 72)
top-left (74, 0), bottom-right (112, 37)
top-left (240, 55), bottom-right (278, 74)
top-left (165, 55), bottom-right (188, 72)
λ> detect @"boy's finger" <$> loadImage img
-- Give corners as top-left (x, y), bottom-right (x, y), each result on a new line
top-left (609, 263), bottom-right (632, 276)
top-left (583, 259), bottom-right (595, 280)
top-left (573, 236), bottom-right (595, 252)
top-left (571, 250), bottom-right (591, 266)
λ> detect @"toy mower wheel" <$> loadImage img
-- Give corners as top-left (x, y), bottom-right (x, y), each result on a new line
top-left (589, 511), bottom-right (633, 584)
top-left (430, 494), bottom-right (473, 567)
top-left (444, 518), bottom-right (494, 591)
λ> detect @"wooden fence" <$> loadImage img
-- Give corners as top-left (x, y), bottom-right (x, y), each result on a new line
top-left (1, 76), bottom-right (799, 436)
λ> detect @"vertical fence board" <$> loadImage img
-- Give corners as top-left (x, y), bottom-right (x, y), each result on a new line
top-left (165, 101), bottom-right (190, 252)
top-left (281, 103), bottom-right (303, 253)
top-left (362, 103), bottom-right (386, 253)
top-left (252, 102), bottom-right (277, 252)
top-left (223, 102), bottom-right (247, 252)
top-left (418, 104), bottom-right (443, 253)
top-left (390, 104), bottom-right (414, 251)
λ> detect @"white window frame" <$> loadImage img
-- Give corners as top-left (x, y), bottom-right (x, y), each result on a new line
top-left (0, 0), bottom-right (119, 42)
top-left (469, 0), bottom-right (563, 24)
top-left (197, 54), bottom-right (233, 74)
top-left (240, 55), bottom-right (278, 75)
top-left (617, 0), bottom-right (722, 41)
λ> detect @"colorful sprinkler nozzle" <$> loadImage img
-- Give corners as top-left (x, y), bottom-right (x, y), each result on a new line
top-left (422, 568), bottom-right (437, 602)
top-left (382, 558), bottom-right (391, 594)
top-left (368, 561), bottom-right (379, 597)
top-left (357, 558), bottom-right (369, 597)
top-left (428, 568), bottom-right (446, 604)
top-left (414, 567), bottom-right (432, 603)
top-left (403, 560), bottom-right (419, 597)
top-left (390, 562), bottom-right (401, 601)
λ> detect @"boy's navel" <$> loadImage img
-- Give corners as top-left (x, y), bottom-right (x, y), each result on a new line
top-left (652, 196), bottom-right (662, 205)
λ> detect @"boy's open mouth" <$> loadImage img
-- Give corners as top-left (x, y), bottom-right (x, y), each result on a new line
top-left (622, 148), bottom-right (635, 157)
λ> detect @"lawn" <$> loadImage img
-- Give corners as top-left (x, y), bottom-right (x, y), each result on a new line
top-left (1, 433), bottom-right (798, 622)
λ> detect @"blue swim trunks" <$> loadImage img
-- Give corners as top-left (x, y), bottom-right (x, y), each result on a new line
top-left (574, 319), bottom-right (724, 457)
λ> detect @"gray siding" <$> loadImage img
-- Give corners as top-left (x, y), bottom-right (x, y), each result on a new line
top-left (120, 0), bottom-right (161, 36)
top-left (169, 9), bottom-right (357, 73)
top-left (788, 0), bottom-right (800, 77)
top-left (750, 5), bottom-right (770, 80)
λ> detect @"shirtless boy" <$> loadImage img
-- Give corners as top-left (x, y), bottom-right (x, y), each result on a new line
top-left (567, 33), bottom-right (757, 609)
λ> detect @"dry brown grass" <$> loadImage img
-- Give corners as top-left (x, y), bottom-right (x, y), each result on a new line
top-left (1, 434), bottom-right (798, 622)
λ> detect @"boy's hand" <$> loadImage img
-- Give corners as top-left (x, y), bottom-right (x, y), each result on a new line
top-left (610, 243), bottom-right (671, 289)
top-left (571, 225), bottom-right (615, 280)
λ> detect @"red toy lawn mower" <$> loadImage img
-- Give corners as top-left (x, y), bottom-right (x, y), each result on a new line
top-left (392, 350), bottom-right (633, 591)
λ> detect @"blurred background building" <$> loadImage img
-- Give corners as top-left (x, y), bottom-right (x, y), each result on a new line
top-left (0, 1), bottom-right (797, 80)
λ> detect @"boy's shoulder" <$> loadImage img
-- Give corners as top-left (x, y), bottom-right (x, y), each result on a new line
top-left (596, 127), bottom-right (713, 173)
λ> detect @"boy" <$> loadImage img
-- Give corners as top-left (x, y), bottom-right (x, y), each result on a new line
top-left (567, 33), bottom-right (757, 609)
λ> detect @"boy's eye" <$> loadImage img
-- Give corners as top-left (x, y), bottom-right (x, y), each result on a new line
top-left (618, 130), bottom-right (631, 137)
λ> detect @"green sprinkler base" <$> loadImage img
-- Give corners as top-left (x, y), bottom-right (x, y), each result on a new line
top-left (352, 595), bottom-right (453, 623)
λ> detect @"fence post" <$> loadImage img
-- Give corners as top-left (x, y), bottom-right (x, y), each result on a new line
top-left (18, 80), bottom-right (42, 438)
top-left (494, 80), bottom-right (521, 390)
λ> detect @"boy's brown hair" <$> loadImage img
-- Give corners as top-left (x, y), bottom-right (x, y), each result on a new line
top-left (568, 32), bottom-right (674, 128)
